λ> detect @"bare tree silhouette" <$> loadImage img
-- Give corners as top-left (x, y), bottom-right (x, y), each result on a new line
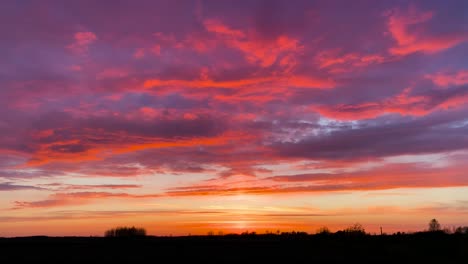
top-left (428, 219), bottom-right (441, 232)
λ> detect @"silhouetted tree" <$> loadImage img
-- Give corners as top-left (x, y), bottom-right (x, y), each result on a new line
top-left (240, 231), bottom-right (256, 236)
top-left (344, 223), bottom-right (366, 235)
top-left (455, 226), bottom-right (468, 234)
top-left (428, 219), bottom-right (441, 232)
top-left (316, 226), bottom-right (330, 235)
top-left (104, 226), bottom-right (146, 237)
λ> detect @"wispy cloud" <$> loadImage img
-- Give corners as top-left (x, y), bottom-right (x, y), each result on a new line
top-left (386, 7), bottom-right (467, 55)
top-left (0, 182), bottom-right (45, 191)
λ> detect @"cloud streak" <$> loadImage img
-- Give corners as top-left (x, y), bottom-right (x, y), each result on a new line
top-left (0, 182), bottom-right (44, 191)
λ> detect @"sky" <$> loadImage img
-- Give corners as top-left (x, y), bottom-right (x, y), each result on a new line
top-left (1, 0), bottom-right (468, 237)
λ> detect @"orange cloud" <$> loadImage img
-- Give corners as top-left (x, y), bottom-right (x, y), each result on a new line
top-left (387, 7), bottom-right (467, 55)
top-left (164, 161), bottom-right (468, 197)
top-left (144, 76), bottom-right (274, 89)
top-left (314, 87), bottom-right (468, 120)
top-left (25, 131), bottom-right (248, 166)
top-left (144, 75), bottom-right (334, 90)
top-left (26, 140), bottom-right (103, 166)
top-left (234, 35), bottom-right (301, 67)
top-left (13, 161), bottom-right (468, 208)
top-left (287, 76), bottom-right (335, 88)
top-left (203, 19), bottom-right (302, 67)
top-left (113, 133), bottom-right (238, 154)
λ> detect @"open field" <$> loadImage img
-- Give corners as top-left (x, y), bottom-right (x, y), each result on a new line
top-left (1, 233), bottom-right (467, 263)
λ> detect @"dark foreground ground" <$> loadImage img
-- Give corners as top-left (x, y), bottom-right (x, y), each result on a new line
top-left (1, 233), bottom-right (467, 263)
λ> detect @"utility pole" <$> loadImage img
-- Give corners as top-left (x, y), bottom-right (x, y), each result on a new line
top-left (380, 226), bottom-right (383, 235)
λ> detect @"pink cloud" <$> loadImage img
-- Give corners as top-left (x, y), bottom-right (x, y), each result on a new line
top-left (139, 106), bottom-right (159, 119)
top-left (387, 7), bottom-right (467, 55)
top-left (133, 48), bottom-right (145, 59)
top-left (67, 31), bottom-right (97, 55)
top-left (314, 87), bottom-right (468, 120)
top-left (32, 129), bottom-right (54, 139)
top-left (203, 19), bottom-right (246, 38)
top-left (315, 50), bottom-right (386, 72)
top-left (426, 70), bottom-right (468, 87)
top-left (69, 65), bottom-right (82, 71)
top-left (203, 19), bottom-right (302, 67)
top-left (164, 161), bottom-right (468, 197)
top-left (151, 44), bottom-right (161, 55)
top-left (47, 183), bottom-right (142, 191)
top-left (96, 68), bottom-right (129, 80)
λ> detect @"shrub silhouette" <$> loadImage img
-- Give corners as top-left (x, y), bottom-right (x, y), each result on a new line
top-left (316, 226), bottom-right (331, 235)
top-left (428, 219), bottom-right (441, 232)
top-left (343, 223), bottom-right (366, 235)
top-left (104, 226), bottom-right (147, 237)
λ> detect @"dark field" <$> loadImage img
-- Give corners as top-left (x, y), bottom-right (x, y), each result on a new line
top-left (1, 233), bottom-right (467, 263)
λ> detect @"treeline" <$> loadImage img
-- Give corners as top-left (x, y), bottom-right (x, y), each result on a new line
top-left (207, 220), bottom-right (468, 237)
top-left (104, 226), bottom-right (146, 237)
top-left (104, 219), bottom-right (468, 237)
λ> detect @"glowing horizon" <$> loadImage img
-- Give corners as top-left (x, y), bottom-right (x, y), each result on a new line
top-left (1, 0), bottom-right (468, 237)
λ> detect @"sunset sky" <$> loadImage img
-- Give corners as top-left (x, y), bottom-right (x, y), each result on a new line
top-left (1, 0), bottom-right (468, 237)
